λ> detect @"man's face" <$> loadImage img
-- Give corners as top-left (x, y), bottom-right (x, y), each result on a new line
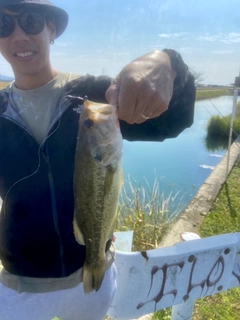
top-left (0, 7), bottom-right (56, 80)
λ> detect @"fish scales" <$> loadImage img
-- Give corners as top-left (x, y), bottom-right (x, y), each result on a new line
top-left (73, 99), bottom-right (122, 293)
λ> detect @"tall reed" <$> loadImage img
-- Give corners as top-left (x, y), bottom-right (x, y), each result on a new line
top-left (116, 175), bottom-right (186, 251)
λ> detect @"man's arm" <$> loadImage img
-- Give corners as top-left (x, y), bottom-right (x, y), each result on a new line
top-left (106, 50), bottom-right (177, 124)
top-left (119, 72), bottom-right (195, 141)
top-left (104, 49), bottom-right (195, 141)
top-left (67, 49), bottom-right (195, 142)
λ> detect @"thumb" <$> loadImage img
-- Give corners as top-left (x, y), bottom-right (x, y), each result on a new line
top-left (105, 77), bottom-right (120, 105)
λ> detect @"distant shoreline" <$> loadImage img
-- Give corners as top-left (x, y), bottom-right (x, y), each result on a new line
top-left (195, 87), bottom-right (232, 100)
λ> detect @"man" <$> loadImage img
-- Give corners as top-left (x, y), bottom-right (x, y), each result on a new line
top-left (0, 1), bottom-right (195, 319)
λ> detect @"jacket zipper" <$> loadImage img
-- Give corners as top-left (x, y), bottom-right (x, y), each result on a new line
top-left (43, 144), bottom-right (66, 276)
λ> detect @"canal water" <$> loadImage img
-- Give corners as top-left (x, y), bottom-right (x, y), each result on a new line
top-left (121, 95), bottom-right (239, 217)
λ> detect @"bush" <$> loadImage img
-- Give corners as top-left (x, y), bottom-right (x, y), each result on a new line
top-left (206, 115), bottom-right (231, 137)
top-left (206, 103), bottom-right (240, 141)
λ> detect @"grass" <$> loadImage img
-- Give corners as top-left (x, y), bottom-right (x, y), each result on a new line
top-left (193, 287), bottom-right (240, 320)
top-left (199, 163), bottom-right (240, 240)
top-left (116, 176), bottom-right (185, 251)
top-left (192, 162), bottom-right (240, 320)
top-left (196, 88), bottom-right (230, 100)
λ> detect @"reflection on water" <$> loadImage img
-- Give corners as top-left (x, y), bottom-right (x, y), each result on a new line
top-left (205, 134), bottom-right (229, 151)
top-left (122, 95), bottom-right (239, 215)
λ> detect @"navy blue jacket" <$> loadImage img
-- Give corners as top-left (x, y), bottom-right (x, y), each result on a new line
top-left (0, 74), bottom-right (195, 278)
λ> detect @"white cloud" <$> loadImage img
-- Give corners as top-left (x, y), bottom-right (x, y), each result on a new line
top-left (158, 32), bottom-right (188, 38)
top-left (158, 33), bottom-right (171, 38)
top-left (198, 35), bottom-right (221, 42)
top-left (198, 33), bottom-right (240, 44)
top-left (223, 32), bottom-right (240, 43)
top-left (210, 50), bottom-right (235, 55)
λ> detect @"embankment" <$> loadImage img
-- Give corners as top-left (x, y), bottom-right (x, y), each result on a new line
top-left (160, 137), bottom-right (240, 247)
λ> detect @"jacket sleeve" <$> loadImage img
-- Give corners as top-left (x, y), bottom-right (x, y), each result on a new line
top-left (66, 74), bottom-right (112, 103)
top-left (67, 73), bottom-right (196, 142)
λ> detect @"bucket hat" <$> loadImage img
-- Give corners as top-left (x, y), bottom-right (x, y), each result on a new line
top-left (0, 0), bottom-right (68, 38)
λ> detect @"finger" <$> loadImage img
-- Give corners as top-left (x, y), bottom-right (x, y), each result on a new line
top-left (134, 107), bottom-right (155, 124)
top-left (134, 101), bottom-right (168, 124)
top-left (118, 78), bottom-right (155, 123)
top-left (124, 90), bottom-right (155, 124)
top-left (117, 83), bottom-right (138, 123)
top-left (135, 114), bottom-right (151, 124)
top-left (123, 79), bottom-right (165, 123)
top-left (105, 78), bottom-right (120, 105)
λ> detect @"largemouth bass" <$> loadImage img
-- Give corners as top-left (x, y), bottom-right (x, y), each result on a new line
top-left (73, 99), bottom-right (123, 293)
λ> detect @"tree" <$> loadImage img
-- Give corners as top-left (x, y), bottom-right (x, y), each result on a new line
top-left (190, 69), bottom-right (205, 86)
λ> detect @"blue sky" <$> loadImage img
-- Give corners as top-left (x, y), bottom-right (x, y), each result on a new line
top-left (0, 0), bottom-right (240, 85)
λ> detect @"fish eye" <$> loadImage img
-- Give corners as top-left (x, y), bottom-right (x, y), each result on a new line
top-left (84, 119), bottom-right (94, 128)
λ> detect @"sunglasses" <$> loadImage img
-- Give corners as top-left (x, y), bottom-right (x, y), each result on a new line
top-left (0, 12), bottom-right (46, 38)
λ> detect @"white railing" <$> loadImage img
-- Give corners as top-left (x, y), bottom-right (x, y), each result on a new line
top-left (107, 232), bottom-right (240, 319)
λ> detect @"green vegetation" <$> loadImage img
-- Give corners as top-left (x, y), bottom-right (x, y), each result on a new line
top-left (116, 177), bottom-right (185, 251)
top-left (193, 162), bottom-right (240, 320)
top-left (206, 102), bottom-right (240, 147)
top-left (206, 114), bottom-right (240, 138)
top-left (200, 163), bottom-right (240, 242)
top-left (196, 88), bottom-right (230, 100)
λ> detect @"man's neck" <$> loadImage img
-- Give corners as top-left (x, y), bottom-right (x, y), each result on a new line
top-left (13, 68), bottom-right (58, 90)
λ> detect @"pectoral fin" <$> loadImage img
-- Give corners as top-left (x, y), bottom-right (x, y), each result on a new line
top-left (73, 219), bottom-right (85, 245)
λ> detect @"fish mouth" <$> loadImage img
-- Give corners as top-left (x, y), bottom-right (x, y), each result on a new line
top-left (88, 101), bottom-right (116, 116)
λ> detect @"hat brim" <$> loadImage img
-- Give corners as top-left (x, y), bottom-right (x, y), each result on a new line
top-left (0, 1), bottom-right (69, 38)
top-left (46, 6), bottom-right (68, 38)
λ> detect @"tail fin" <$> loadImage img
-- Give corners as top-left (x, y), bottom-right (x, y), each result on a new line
top-left (83, 262), bottom-right (106, 294)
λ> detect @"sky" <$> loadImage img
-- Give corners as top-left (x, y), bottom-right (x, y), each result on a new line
top-left (0, 0), bottom-right (240, 85)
